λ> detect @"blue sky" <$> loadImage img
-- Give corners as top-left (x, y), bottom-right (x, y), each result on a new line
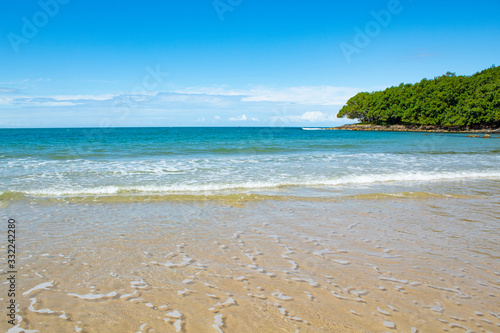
top-left (1, 0), bottom-right (499, 128)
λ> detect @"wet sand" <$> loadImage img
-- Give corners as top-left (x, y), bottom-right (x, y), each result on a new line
top-left (1, 194), bottom-right (499, 332)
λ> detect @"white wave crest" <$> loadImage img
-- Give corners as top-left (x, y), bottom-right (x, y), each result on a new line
top-left (19, 170), bottom-right (500, 197)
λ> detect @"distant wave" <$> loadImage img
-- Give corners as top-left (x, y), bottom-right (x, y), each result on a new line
top-left (302, 128), bottom-right (325, 130)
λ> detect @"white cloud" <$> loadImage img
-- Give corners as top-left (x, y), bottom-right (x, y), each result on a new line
top-left (0, 94), bottom-right (118, 106)
top-left (176, 85), bottom-right (360, 106)
top-left (241, 86), bottom-right (360, 105)
top-left (1, 84), bottom-right (361, 109)
top-left (0, 96), bottom-right (78, 107)
top-left (36, 101), bottom-right (78, 107)
top-left (0, 83), bottom-right (361, 127)
top-left (158, 93), bottom-right (229, 106)
top-left (229, 114), bottom-right (247, 121)
top-left (174, 86), bottom-right (243, 97)
top-left (297, 111), bottom-right (335, 122)
top-left (272, 111), bottom-right (337, 123)
top-left (0, 87), bottom-right (20, 93)
top-left (51, 94), bottom-right (117, 101)
top-left (0, 97), bottom-right (14, 104)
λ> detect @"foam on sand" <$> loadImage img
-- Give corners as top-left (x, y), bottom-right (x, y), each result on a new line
top-left (22, 281), bottom-right (54, 296)
top-left (28, 298), bottom-right (56, 314)
top-left (68, 291), bottom-right (117, 300)
top-left (7, 305), bottom-right (39, 333)
top-left (212, 314), bottom-right (224, 332)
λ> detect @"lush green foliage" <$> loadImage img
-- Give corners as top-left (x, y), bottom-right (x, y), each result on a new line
top-left (337, 66), bottom-right (500, 128)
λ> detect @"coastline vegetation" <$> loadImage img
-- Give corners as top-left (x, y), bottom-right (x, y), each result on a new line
top-left (337, 66), bottom-right (500, 129)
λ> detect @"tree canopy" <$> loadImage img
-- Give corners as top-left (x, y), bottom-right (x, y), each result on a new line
top-left (337, 66), bottom-right (500, 129)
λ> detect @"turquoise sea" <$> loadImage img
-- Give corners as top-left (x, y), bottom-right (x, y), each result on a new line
top-left (2, 127), bottom-right (500, 332)
top-left (1, 127), bottom-right (499, 200)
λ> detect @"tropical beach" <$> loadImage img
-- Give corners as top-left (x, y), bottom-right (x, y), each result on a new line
top-left (1, 128), bottom-right (500, 332)
top-left (2, 0), bottom-right (500, 332)
top-left (3, 189), bottom-right (500, 332)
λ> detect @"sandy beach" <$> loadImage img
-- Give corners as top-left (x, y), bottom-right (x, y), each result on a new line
top-left (2, 185), bottom-right (499, 332)
top-left (2, 0), bottom-right (499, 331)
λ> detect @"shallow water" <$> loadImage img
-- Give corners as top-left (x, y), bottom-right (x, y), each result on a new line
top-left (1, 186), bottom-right (499, 332)
top-left (1, 128), bottom-right (499, 199)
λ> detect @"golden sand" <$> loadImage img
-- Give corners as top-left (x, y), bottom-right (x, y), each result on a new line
top-left (1, 195), bottom-right (499, 332)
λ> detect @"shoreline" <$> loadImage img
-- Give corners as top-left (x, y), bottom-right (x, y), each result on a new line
top-left (328, 123), bottom-right (500, 134)
top-left (6, 193), bottom-right (499, 332)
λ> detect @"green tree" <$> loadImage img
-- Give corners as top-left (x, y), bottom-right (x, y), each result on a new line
top-left (337, 66), bottom-right (500, 129)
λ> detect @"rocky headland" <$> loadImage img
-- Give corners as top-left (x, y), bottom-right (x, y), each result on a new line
top-left (329, 124), bottom-right (500, 136)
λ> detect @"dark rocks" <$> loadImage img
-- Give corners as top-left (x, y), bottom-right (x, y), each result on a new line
top-left (331, 124), bottom-right (499, 134)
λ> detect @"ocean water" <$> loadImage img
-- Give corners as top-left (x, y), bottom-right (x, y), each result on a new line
top-left (1, 127), bottom-right (499, 200)
top-left (1, 127), bottom-right (500, 332)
